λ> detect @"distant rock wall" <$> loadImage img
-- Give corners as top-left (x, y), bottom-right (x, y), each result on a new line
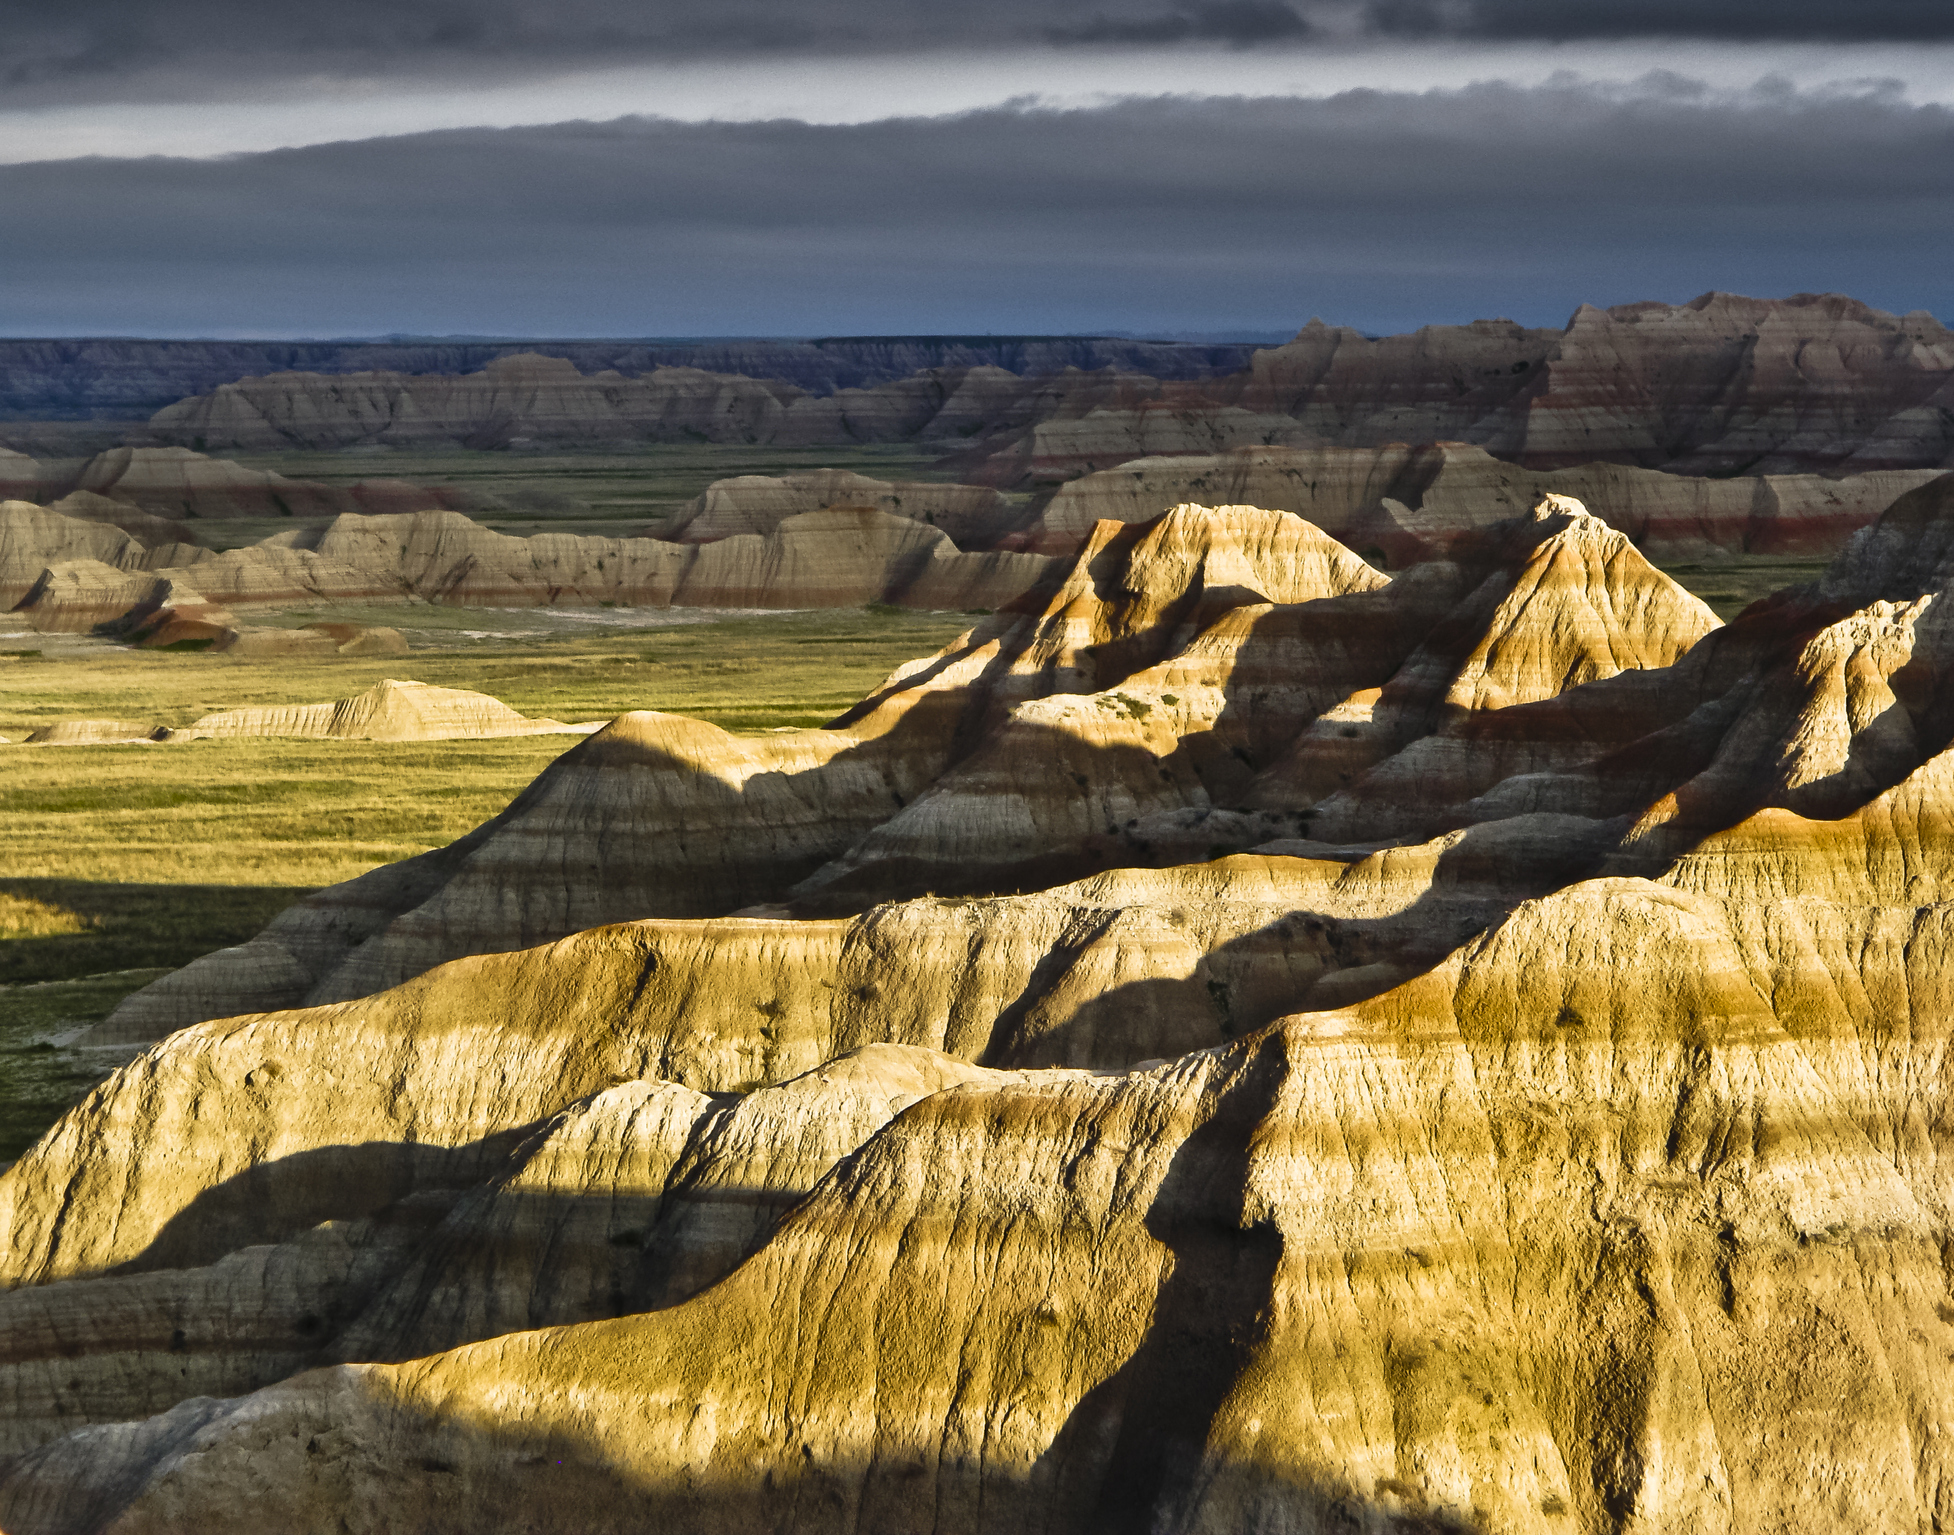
top-left (0, 334), bottom-right (1263, 422)
top-left (137, 294), bottom-right (1954, 480)
top-left (1033, 442), bottom-right (1947, 560)
top-left (1, 445), bottom-right (473, 522)
top-left (667, 468), bottom-right (1012, 547)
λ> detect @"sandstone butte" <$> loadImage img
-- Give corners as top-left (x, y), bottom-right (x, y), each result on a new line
top-left (664, 468), bottom-right (1011, 547)
top-left (18, 486), bottom-right (1954, 1530)
top-left (18, 680), bottom-right (596, 747)
top-left (0, 500), bottom-right (1062, 635)
top-left (136, 293), bottom-right (1954, 480)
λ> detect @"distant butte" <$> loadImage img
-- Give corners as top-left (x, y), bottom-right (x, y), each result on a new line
top-left (79, 293), bottom-right (1954, 479)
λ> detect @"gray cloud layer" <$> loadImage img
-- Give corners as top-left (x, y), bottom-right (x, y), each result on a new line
top-left (8, 0), bottom-right (1953, 94)
top-left (1368, 1), bottom-right (1954, 41)
top-left (2, 83), bottom-right (1948, 337)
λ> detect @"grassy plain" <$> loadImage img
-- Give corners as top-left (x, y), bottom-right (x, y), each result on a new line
top-left (208, 443), bottom-right (973, 546)
top-left (1653, 557), bottom-right (1830, 622)
top-left (0, 605), bottom-right (973, 1159)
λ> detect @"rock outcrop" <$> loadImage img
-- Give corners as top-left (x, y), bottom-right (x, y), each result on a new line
top-left (3, 447), bottom-right (476, 523)
top-left (0, 335), bottom-right (1261, 424)
top-left (21, 485), bottom-right (1954, 1532)
top-left (136, 295), bottom-right (1954, 497)
top-left (159, 680), bottom-right (597, 742)
top-left (20, 681), bottom-right (593, 746)
top-left (1034, 441), bottom-right (1944, 561)
top-left (666, 468), bottom-right (1012, 547)
top-left (0, 501), bottom-right (206, 611)
top-left (4, 503), bottom-right (1061, 633)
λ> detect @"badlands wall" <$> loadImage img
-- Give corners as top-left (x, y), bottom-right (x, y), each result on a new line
top-left (0, 446), bottom-right (473, 523)
top-left (1028, 442), bottom-right (1945, 561)
top-left (140, 293), bottom-right (1954, 481)
top-left (12, 485), bottom-right (1954, 1528)
top-left (0, 501), bottom-right (1062, 639)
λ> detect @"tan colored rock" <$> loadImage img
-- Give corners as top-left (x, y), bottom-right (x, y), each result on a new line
top-left (135, 295), bottom-right (1954, 488)
top-left (0, 501), bottom-right (206, 611)
top-left (1503, 291), bottom-right (1954, 473)
top-left (667, 469), bottom-right (1011, 547)
top-left (216, 623), bottom-right (409, 658)
top-left (20, 718), bottom-right (157, 745)
top-left (1023, 402), bottom-right (1314, 482)
top-left (7, 560), bottom-right (171, 633)
top-left (1034, 442), bottom-right (1944, 561)
top-left (74, 446), bottom-right (351, 520)
top-left (18, 850), bottom-right (1954, 1531)
top-left (148, 354), bottom-right (802, 452)
top-left (159, 679), bottom-right (597, 743)
top-left (807, 496), bottom-right (1713, 906)
top-left (38, 490), bottom-right (215, 549)
top-left (5, 445), bottom-right (472, 525)
top-left (3, 503), bottom-right (1064, 633)
top-left (28, 487), bottom-right (1954, 1532)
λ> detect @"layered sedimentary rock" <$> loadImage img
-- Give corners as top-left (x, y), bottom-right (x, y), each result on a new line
top-left (138, 295), bottom-right (1954, 493)
top-left (163, 680), bottom-right (596, 742)
top-left (37, 490), bottom-right (217, 549)
top-left (93, 503), bottom-right (1393, 1035)
top-left (666, 468), bottom-right (1011, 547)
top-left (150, 355), bottom-right (810, 452)
top-left (1217, 292), bottom-right (1954, 477)
top-left (21, 485), bottom-right (1954, 1531)
top-left (4, 446), bottom-right (471, 522)
top-left (1034, 442), bottom-right (1944, 560)
top-left (20, 681), bottom-right (585, 746)
top-left (19, 719), bottom-right (157, 746)
top-left (4, 504), bottom-right (1060, 632)
top-left (0, 501), bottom-right (206, 610)
top-left (0, 334), bottom-right (1259, 423)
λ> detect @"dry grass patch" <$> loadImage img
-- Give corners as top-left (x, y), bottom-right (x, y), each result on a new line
top-left (0, 893), bottom-right (97, 939)
top-left (0, 604), bottom-right (975, 1159)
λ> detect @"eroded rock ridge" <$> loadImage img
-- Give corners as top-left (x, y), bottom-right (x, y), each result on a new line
top-left (11, 485), bottom-right (1954, 1531)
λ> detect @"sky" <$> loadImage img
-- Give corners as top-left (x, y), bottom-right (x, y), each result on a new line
top-left (2, 1), bottom-right (1952, 338)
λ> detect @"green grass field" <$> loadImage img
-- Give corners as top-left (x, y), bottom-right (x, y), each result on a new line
top-left (205, 442), bottom-right (977, 545)
top-left (0, 605), bottom-right (973, 1161)
top-left (1653, 557), bottom-right (1830, 622)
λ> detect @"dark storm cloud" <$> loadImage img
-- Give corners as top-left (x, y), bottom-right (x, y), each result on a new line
top-left (1046, 3), bottom-right (1311, 48)
top-left (1366, 0), bottom-right (1954, 41)
top-left (9, 0), bottom-right (1954, 97)
top-left (1, 0), bottom-right (1304, 91)
top-left (2, 82), bottom-right (1950, 337)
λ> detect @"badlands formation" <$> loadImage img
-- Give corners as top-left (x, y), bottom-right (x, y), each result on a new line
top-left (0, 446), bottom-right (470, 523)
top-left (666, 468), bottom-right (1011, 547)
top-left (0, 334), bottom-right (1255, 423)
top-left (1028, 442), bottom-right (1944, 562)
top-left (0, 499), bottom-right (1058, 637)
top-left (141, 293), bottom-right (1954, 478)
top-left (18, 680), bottom-right (596, 746)
top-left (12, 480), bottom-right (1954, 1530)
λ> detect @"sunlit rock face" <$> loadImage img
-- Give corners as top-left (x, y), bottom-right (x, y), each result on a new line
top-left (3, 502), bottom-right (1063, 634)
top-left (1028, 442), bottom-right (1944, 561)
top-left (16, 485), bottom-right (1954, 1533)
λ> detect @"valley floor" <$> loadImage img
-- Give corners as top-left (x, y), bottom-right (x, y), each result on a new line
top-left (0, 604), bottom-right (970, 1161)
